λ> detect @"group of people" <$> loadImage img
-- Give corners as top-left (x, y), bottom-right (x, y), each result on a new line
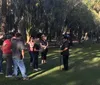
top-left (27, 34), bottom-right (48, 71)
top-left (0, 31), bottom-right (70, 80)
top-left (0, 32), bottom-right (48, 80)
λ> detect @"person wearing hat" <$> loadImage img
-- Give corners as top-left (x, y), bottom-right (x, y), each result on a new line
top-left (60, 36), bottom-right (69, 71)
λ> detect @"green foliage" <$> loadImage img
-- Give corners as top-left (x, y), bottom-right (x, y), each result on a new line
top-left (83, 0), bottom-right (100, 30)
top-left (7, 0), bottom-right (100, 40)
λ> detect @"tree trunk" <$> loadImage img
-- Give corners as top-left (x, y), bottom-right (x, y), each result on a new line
top-left (78, 28), bottom-right (82, 44)
top-left (1, 0), bottom-right (7, 33)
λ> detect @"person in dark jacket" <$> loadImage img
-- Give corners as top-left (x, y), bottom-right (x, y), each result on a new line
top-left (61, 36), bottom-right (69, 71)
top-left (0, 37), bottom-right (3, 74)
top-left (33, 37), bottom-right (40, 71)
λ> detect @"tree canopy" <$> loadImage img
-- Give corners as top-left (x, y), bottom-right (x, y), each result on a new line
top-left (1, 0), bottom-right (100, 41)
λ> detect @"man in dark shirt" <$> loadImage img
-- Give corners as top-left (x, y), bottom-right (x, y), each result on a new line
top-left (12, 33), bottom-right (29, 80)
top-left (33, 37), bottom-right (40, 71)
top-left (61, 36), bottom-right (69, 71)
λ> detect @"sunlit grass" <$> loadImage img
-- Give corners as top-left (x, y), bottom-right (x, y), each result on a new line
top-left (1, 43), bottom-right (100, 85)
top-left (31, 66), bottom-right (60, 80)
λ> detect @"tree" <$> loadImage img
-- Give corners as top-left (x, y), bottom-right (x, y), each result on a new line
top-left (1, 0), bottom-right (100, 43)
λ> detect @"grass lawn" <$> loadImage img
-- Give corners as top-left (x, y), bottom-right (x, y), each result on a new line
top-left (1, 43), bottom-right (100, 85)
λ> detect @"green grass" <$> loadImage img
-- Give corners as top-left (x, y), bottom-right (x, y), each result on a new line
top-left (1, 43), bottom-right (100, 85)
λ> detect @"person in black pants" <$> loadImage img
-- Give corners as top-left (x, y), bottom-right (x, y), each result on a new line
top-left (40, 34), bottom-right (48, 64)
top-left (2, 34), bottom-right (13, 77)
top-left (33, 38), bottom-right (40, 71)
top-left (27, 37), bottom-right (35, 66)
top-left (61, 36), bottom-right (69, 71)
top-left (0, 37), bottom-right (3, 74)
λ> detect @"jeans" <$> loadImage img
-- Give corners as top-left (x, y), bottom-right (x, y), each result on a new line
top-left (3, 54), bottom-right (12, 75)
top-left (13, 58), bottom-right (27, 78)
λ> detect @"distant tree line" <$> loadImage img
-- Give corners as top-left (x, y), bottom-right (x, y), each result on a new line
top-left (1, 0), bottom-right (100, 43)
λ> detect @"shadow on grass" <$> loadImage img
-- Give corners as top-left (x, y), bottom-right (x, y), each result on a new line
top-left (22, 43), bottom-right (100, 85)
top-left (1, 43), bottom-right (100, 85)
top-left (25, 43), bottom-right (100, 85)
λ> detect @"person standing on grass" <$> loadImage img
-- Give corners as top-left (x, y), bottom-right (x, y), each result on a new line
top-left (12, 33), bottom-right (29, 80)
top-left (40, 34), bottom-right (48, 64)
top-left (27, 37), bottom-right (35, 66)
top-left (2, 34), bottom-right (13, 77)
top-left (33, 37), bottom-right (40, 71)
top-left (0, 35), bottom-right (4, 74)
top-left (60, 36), bottom-right (69, 71)
top-left (0, 45), bottom-right (3, 74)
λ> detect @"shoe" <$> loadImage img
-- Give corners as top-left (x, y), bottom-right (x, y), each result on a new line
top-left (41, 60), bottom-right (44, 64)
top-left (0, 72), bottom-right (4, 74)
top-left (23, 77), bottom-right (29, 80)
top-left (5, 75), bottom-right (13, 78)
top-left (34, 69), bottom-right (38, 71)
top-left (62, 68), bottom-right (68, 71)
top-left (38, 68), bottom-right (41, 70)
top-left (12, 74), bottom-right (18, 77)
top-left (44, 60), bottom-right (47, 64)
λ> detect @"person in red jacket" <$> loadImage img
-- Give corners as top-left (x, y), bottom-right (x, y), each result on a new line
top-left (2, 34), bottom-right (13, 77)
